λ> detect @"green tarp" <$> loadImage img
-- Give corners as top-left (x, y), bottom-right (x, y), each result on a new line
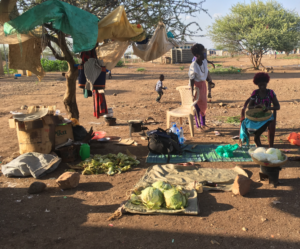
top-left (4, 0), bottom-right (98, 53)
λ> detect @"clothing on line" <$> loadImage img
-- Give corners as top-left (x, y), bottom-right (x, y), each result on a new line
top-left (93, 90), bottom-right (108, 119)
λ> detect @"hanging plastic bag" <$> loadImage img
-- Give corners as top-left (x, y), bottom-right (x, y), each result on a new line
top-left (215, 144), bottom-right (239, 158)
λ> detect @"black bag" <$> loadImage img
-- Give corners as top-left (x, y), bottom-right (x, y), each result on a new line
top-left (147, 128), bottom-right (181, 163)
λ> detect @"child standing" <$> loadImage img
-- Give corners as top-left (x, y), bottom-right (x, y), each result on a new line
top-left (155, 74), bottom-right (166, 103)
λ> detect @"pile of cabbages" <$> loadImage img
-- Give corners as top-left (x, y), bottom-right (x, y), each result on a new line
top-left (251, 147), bottom-right (286, 163)
top-left (130, 181), bottom-right (189, 210)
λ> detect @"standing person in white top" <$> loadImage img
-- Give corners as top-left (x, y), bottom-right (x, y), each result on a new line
top-left (155, 74), bottom-right (167, 103)
top-left (188, 44), bottom-right (214, 132)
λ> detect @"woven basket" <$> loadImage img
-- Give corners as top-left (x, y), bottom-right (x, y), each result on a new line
top-left (245, 108), bottom-right (272, 122)
top-left (248, 148), bottom-right (288, 167)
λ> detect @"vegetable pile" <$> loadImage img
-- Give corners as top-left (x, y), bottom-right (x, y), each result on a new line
top-left (252, 147), bottom-right (285, 163)
top-left (76, 153), bottom-right (140, 176)
top-left (250, 111), bottom-right (271, 118)
top-left (130, 181), bottom-right (189, 210)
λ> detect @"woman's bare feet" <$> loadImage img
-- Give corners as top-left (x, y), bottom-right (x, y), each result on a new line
top-left (200, 125), bottom-right (211, 132)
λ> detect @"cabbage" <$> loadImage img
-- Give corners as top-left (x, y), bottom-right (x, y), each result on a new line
top-left (254, 147), bottom-right (267, 154)
top-left (270, 160), bottom-right (282, 164)
top-left (163, 187), bottom-right (188, 210)
top-left (266, 148), bottom-right (284, 161)
top-left (253, 152), bottom-right (268, 161)
top-left (266, 153), bottom-right (278, 162)
top-left (152, 181), bottom-right (172, 192)
top-left (130, 194), bottom-right (142, 205)
top-left (141, 187), bottom-right (164, 209)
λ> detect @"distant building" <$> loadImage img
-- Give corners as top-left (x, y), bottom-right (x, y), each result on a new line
top-left (152, 41), bottom-right (195, 64)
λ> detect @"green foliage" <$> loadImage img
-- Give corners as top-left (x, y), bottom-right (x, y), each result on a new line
top-left (215, 64), bottom-right (222, 67)
top-left (179, 66), bottom-right (184, 71)
top-left (41, 59), bottom-right (69, 72)
top-left (225, 116), bottom-right (241, 124)
top-left (281, 55), bottom-right (300, 59)
top-left (137, 68), bottom-right (145, 72)
top-left (3, 64), bottom-right (17, 74)
top-left (210, 66), bottom-right (241, 74)
top-left (116, 60), bottom-right (124, 67)
top-left (208, 1), bottom-right (300, 69)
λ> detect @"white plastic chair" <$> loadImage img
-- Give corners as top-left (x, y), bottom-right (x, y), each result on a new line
top-left (166, 86), bottom-right (199, 137)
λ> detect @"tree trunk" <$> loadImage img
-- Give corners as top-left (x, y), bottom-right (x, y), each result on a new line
top-left (57, 32), bottom-right (79, 120)
top-left (249, 52), bottom-right (262, 70)
top-left (0, 50), bottom-right (4, 76)
top-left (64, 66), bottom-right (79, 120)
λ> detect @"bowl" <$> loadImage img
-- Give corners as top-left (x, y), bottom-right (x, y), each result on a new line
top-left (92, 131), bottom-right (106, 140)
top-left (248, 148), bottom-right (288, 167)
top-left (245, 108), bottom-right (272, 122)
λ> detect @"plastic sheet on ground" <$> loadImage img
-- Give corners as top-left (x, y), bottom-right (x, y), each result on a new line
top-left (132, 22), bottom-right (173, 61)
top-left (96, 41), bottom-right (130, 70)
top-left (136, 164), bottom-right (247, 192)
top-left (97, 6), bottom-right (145, 43)
top-left (124, 165), bottom-right (248, 215)
top-left (4, 0), bottom-right (99, 53)
top-left (9, 38), bottom-right (45, 80)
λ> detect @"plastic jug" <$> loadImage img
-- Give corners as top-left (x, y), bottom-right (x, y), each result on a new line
top-left (26, 70), bottom-right (32, 77)
top-left (179, 127), bottom-right (185, 144)
top-left (79, 144), bottom-right (90, 160)
top-left (170, 123), bottom-right (177, 133)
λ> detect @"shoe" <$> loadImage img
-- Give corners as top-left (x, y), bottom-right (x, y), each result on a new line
top-left (208, 93), bottom-right (212, 98)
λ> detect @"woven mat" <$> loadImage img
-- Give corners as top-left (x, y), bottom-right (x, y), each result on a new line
top-left (146, 144), bottom-right (255, 164)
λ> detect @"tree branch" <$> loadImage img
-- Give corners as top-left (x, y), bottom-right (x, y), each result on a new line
top-left (47, 40), bottom-right (66, 61)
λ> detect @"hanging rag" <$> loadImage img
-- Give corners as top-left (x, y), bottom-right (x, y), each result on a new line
top-left (83, 58), bottom-right (106, 91)
top-left (96, 41), bottom-right (130, 70)
top-left (93, 90), bottom-right (108, 119)
top-left (4, 0), bottom-right (99, 53)
top-left (132, 22), bottom-right (173, 61)
top-left (97, 6), bottom-right (145, 43)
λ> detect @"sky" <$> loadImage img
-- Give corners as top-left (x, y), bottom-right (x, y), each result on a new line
top-left (187, 0), bottom-right (300, 49)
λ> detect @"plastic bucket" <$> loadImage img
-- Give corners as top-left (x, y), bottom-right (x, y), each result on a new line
top-left (14, 74), bottom-right (21, 77)
top-left (79, 143), bottom-right (90, 161)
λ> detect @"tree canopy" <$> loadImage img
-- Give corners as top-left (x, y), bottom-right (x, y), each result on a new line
top-left (208, 1), bottom-right (300, 69)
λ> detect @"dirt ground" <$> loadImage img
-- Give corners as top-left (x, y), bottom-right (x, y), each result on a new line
top-left (0, 55), bottom-right (300, 248)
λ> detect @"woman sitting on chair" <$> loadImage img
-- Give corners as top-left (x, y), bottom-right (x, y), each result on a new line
top-left (240, 72), bottom-right (280, 147)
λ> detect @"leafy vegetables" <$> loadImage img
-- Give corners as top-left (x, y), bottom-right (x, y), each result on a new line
top-left (76, 153), bottom-right (140, 176)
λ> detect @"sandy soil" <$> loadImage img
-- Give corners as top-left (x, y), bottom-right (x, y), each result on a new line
top-left (0, 55), bottom-right (300, 248)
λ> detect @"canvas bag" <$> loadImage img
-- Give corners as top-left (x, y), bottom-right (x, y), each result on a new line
top-left (147, 128), bottom-right (181, 163)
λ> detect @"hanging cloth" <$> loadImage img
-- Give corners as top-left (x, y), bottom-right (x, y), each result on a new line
top-left (93, 90), bottom-right (108, 119)
top-left (84, 58), bottom-right (106, 91)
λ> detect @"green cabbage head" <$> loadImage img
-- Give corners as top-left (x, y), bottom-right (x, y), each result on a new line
top-left (152, 181), bottom-right (172, 192)
top-left (164, 187), bottom-right (188, 209)
top-left (141, 187), bottom-right (164, 209)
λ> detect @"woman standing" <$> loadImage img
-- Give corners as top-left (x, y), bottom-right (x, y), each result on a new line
top-left (189, 44), bottom-right (214, 132)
